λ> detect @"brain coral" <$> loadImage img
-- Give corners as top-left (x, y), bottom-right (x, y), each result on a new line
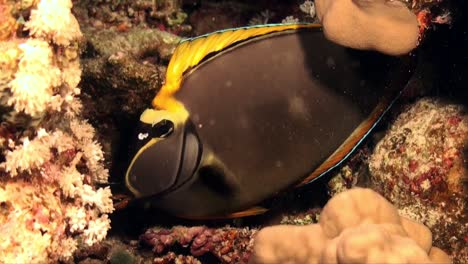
top-left (250, 188), bottom-right (451, 264)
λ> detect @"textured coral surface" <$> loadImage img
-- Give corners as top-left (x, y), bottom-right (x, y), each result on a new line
top-left (250, 188), bottom-right (450, 264)
top-left (369, 98), bottom-right (467, 262)
top-left (141, 226), bottom-right (257, 263)
top-left (370, 98), bottom-right (466, 202)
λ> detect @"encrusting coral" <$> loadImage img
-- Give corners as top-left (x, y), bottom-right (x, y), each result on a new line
top-left (249, 188), bottom-right (451, 264)
top-left (369, 98), bottom-right (466, 204)
top-left (140, 225), bottom-right (257, 263)
top-left (0, 0), bottom-right (113, 262)
top-left (369, 97), bottom-right (467, 262)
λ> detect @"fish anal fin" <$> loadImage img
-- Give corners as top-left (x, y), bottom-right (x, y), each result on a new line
top-left (180, 206), bottom-right (269, 220)
top-left (298, 99), bottom-right (391, 186)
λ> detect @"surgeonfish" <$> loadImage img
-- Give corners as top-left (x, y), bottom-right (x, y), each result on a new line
top-left (125, 23), bottom-right (416, 219)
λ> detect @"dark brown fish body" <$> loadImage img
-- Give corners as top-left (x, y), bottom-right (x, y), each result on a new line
top-left (126, 24), bottom-right (416, 218)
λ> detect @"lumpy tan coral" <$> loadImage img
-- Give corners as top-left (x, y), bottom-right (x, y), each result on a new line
top-left (250, 188), bottom-right (451, 264)
top-left (315, 0), bottom-right (419, 55)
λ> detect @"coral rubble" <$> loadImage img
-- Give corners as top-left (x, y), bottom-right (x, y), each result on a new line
top-left (0, 0), bottom-right (113, 262)
top-left (250, 188), bottom-right (451, 264)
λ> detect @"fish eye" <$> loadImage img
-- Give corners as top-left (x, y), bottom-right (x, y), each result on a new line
top-left (151, 119), bottom-right (174, 138)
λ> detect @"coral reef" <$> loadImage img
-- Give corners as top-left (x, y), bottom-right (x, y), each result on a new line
top-left (73, 0), bottom-right (192, 35)
top-left (326, 147), bottom-right (371, 197)
top-left (0, 0), bottom-right (113, 262)
top-left (153, 252), bottom-right (202, 264)
top-left (369, 97), bottom-right (467, 262)
top-left (81, 25), bottom-right (180, 95)
top-left (250, 188), bottom-right (451, 264)
top-left (140, 225), bottom-right (258, 263)
top-left (279, 208), bottom-right (321, 226)
top-left (369, 98), bottom-right (466, 205)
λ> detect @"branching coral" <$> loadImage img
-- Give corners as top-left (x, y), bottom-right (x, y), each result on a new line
top-left (0, 0), bottom-right (113, 262)
top-left (250, 188), bottom-right (451, 264)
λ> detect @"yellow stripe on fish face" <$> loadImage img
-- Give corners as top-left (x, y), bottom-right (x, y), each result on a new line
top-left (139, 108), bottom-right (187, 127)
top-left (126, 109), bottom-right (187, 197)
top-left (152, 23), bottom-right (322, 116)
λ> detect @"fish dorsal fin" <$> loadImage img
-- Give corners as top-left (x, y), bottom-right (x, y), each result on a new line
top-left (152, 23), bottom-right (321, 114)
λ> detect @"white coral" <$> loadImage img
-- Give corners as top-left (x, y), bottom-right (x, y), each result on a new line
top-left (59, 165), bottom-right (85, 198)
top-left (69, 119), bottom-right (109, 183)
top-left (8, 39), bottom-right (61, 116)
top-left (82, 215), bottom-right (111, 246)
top-left (70, 119), bottom-right (96, 142)
top-left (66, 205), bottom-right (87, 233)
top-left (300, 0), bottom-right (316, 19)
top-left (2, 135), bottom-right (52, 176)
top-left (92, 187), bottom-right (114, 213)
top-left (80, 184), bottom-right (114, 213)
top-left (26, 0), bottom-right (82, 46)
top-left (0, 0), bottom-right (113, 262)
